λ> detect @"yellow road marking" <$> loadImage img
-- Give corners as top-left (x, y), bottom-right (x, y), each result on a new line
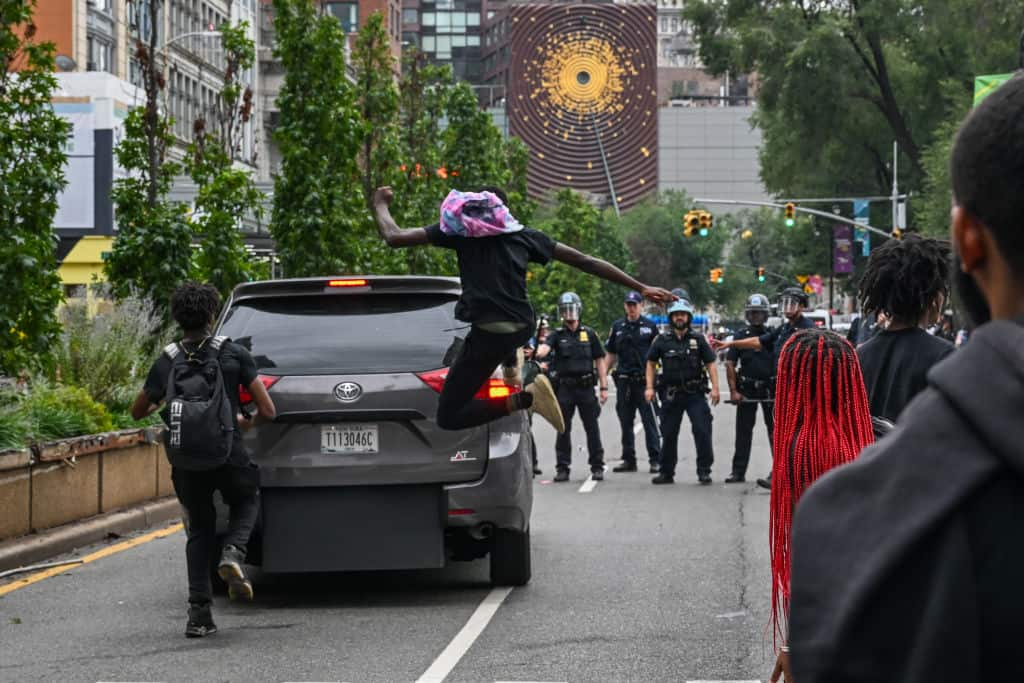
top-left (0, 523), bottom-right (183, 597)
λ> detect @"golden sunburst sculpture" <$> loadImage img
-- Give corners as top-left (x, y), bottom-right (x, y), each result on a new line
top-left (510, 3), bottom-right (657, 209)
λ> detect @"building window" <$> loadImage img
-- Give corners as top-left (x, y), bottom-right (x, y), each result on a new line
top-left (402, 31), bottom-right (420, 47)
top-left (87, 36), bottom-right (112, 73)
top-left (64, 284), bottom-right (88, 299)
top-left (467, 11), bottom-right (480, 26)
top-left (403, 8), bottom-right (418, 24)
top-left (422, 35), bottom-right (436, 52)
top-left (671, 18), bottom-right (679, 33)
top-left (660, 17), bottom-right (668, 33)
top-left (466, 35), bottom-right (479, 47)
top-left (326, 2), bottom-right (358, 32)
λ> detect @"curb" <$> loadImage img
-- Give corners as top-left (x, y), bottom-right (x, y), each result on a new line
top-left (0, 497), bottom-right (182, 573)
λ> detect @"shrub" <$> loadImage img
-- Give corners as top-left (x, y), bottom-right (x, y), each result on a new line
top-left (55, 294), bottom-right (163, 414)
top-left (22, 382), bottom-right (114, 441)
top-left (0, 407), bottom-right (30, 451)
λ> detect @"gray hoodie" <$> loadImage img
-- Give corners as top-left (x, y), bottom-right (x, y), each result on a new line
top-left (789, 319), bottom-right (1024, 682)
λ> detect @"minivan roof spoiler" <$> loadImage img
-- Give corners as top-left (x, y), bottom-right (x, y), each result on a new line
top-left (229, 275), bottom-right (462, 301)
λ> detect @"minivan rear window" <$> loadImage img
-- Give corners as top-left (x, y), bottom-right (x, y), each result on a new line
top-left (219, 294), bottom-right (462, 373)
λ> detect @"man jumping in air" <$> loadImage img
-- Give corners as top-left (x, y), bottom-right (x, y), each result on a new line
top-left (373, 185), bottom-right (674, 433)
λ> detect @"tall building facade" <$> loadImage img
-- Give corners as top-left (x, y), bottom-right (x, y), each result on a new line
top-left (507, 1), bottom-right (658, 209)
top-left (401, 0), bottom-right (487, 83)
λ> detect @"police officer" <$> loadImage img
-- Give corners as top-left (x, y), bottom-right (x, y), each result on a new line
top-left (538, 292), bottom-right (608, 483)
top-left (606, 291), bottom-right (661, 473)
top-left (646, 299), bottom-right (720, 485)
top-left (724, 294), bottom-right (775, 483)
top-left (716, 286), bottom-right (814, 488)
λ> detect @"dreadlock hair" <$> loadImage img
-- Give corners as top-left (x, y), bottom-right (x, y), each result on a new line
top-left (858, 234), bottom-right (951, 327)
top-left (170, 282), bottom-right (221, 333)
top-left (769, 328), bottom-right (874, 647)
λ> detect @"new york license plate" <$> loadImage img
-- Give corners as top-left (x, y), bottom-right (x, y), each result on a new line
top-left (321, 424), bottom-right (378, 454)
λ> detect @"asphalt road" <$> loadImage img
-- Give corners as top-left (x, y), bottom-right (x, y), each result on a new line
top-left (0, 368), bottom-right (777, 683)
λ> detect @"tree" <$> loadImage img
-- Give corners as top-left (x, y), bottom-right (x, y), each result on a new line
top-left (351, 12), bottom-right (399, 212)
top-left (683, 0), bottom-right (1022, 210)
top-left (0, 0), bottom-right (70, 374)
top-left (105, 0), bottom-right (192, 323)
top-left (528, 190), bottom-right (632, 333)
top-left (613, 191), bottom-right (728, 310)
top-left (270, 0), bottom-right (367, 277)
top-left (187, 20), bottom-right (262, 298)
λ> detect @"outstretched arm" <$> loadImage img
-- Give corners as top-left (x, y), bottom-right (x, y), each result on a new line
top-left (373, 186), bottom-right (430, 248)
top-left (552, 243), bottom-right (674, 303)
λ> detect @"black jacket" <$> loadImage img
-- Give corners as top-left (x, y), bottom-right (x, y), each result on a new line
top-left (789, 320), bottom-right (1024, 682)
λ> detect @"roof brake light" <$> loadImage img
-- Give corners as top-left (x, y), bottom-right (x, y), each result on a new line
top-left (327, 279), bottom-right (368, 288)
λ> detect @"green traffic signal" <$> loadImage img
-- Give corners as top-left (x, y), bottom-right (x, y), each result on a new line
top-left (699, 228), bottom-right (709, 237)
top-left (785, 217), bottom-right (795, 228)
top-left (758, 275), bottom-right (766, 282)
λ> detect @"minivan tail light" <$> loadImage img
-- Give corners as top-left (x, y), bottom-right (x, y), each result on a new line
top-left (416, 369), bottom-right (521, 400)
top-left (327, 278), bottom-right (368, 288)
top-left (238, 374), bottom-right (279, 404)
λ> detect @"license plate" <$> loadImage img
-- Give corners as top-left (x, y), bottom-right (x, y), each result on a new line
top-left (321, 424), bottom-right (378, 454)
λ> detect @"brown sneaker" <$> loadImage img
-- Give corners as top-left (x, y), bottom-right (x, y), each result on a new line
top-left (525, 375), bottom-right (565, 433)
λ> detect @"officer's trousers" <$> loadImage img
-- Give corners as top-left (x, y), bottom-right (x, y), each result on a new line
top-left (659, 390), bottom-right (714, 478)
top-left (731, 400), bottom-right (774, 477)
top-left (614, 376), bottom-right (660, 465)
top-left (554, 382), bottom-right (604, 473)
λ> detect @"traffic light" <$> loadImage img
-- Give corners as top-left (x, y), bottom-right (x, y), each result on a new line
top-left (709, 268), bottom-right (724, 284)
top-left (757, 266), bottom-right (766, 283)
top-left (698, 211), bottom-right (713, 237)
top-left (784, 202), bottom-right (796, 227)
top-left (683, 211), bottom-right (699, 238)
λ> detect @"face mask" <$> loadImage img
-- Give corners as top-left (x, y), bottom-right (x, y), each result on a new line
top-left (953, 252), bottom-right (991, 328)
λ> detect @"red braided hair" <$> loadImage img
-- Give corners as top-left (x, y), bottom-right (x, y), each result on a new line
top-left (769, 328), bottom-right (874, 646)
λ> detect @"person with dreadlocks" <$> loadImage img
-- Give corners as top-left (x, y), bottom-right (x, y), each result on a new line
top-left (855, 234), bottom-right (954, 422)
top-left (131, 282), bottom-right (276, 638)
top-left (789, 72), bottom-right (1024, 682)
top-left (765, 328), bottom-right (876, 683)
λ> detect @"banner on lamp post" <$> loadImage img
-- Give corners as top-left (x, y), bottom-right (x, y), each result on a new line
top-left (833, 224), bottom-right (854, 274)
top-left (853, 199), bottom-right (871, 256)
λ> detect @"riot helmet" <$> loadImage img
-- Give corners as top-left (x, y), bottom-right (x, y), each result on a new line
top-left (667, 299), bottom-right (695, 330)
top-left (671, 287), bottom-right (690, 301)
top-left (745, 293), bottom-right (771, 327)
top-left (779, 287), bottom-right (809, 317)
top-left (558, 292), bottom-right (582, 322)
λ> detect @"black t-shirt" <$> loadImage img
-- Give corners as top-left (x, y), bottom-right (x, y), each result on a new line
top-left (143, 338), bottom-right (258, 464)
top-left (857, 327), bottom-right (954, 422)
top-left (759, 315), bottom-right (815, 373)
top-left (424, 224), bottom-right (557, 326)
top-left (726, 325), bottom-right (774, 380)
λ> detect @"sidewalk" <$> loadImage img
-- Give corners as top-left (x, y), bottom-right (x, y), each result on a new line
top-left (0, 496), bottom-right (180, 573)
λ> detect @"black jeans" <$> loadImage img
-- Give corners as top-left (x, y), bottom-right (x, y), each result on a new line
top-left (554, 381), bottom-right (604, 472)
top-left (614, 375), bottom-right (661, 465)
top-left (172, 462), bottom-right (260, 605)
top-left (731, 400), bottom-right (774, 477)
top-left (436, 325), bottom-right (532, 431)
top-left (659, 389), bottom-right (714, 478)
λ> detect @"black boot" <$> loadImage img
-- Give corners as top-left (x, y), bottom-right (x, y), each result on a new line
top-left (612, 461), bottom-right (637, 473)
top-left (651, 473), bottom-right (675, 485)
top-left (185, 602), bottom-right (217, 638)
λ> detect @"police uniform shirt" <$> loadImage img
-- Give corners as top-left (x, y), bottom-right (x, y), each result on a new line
top-left (606, 316), bottom-right (659, 375)
top-left (646, 330), bottom-right (715, 385)
top-left (758, 316), bottom-right (815, 371)
top-left (546, 325), bottom-right (606, 377)
top-left (726, 327), bottom-right (774, 380)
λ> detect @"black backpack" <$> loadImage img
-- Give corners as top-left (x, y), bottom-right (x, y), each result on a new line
top-left (160, 335), bottom-right (235, 471)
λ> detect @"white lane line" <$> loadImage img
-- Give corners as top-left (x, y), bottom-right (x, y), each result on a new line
top-left (578, 474), bottom-right (599, 493)
top-left (415, 587), bottom-right (514, 683)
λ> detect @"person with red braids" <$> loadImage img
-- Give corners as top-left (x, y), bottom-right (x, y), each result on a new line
top-left (765, 328), bottom-right (877, 682)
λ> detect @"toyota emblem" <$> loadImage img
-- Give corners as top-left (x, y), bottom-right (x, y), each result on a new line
top-left (334, 382), bottom-right (363, 403)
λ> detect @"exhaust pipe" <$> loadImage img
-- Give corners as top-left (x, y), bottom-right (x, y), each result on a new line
top-left (468, 523), bottom-right (494, 541)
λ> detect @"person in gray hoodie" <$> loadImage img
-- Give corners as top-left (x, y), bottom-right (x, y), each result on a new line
top-left (787, 72), bottom-right (1024, 682)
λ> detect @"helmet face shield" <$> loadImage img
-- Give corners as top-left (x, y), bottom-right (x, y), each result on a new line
top-left (745, 310), bottom-right (768, 326)
top-left (780, 296), bottom-right (803, 315)
top-left (670, 311), bottom-right (691, 329)
top-left (559, 302), bottom-right (581, 322)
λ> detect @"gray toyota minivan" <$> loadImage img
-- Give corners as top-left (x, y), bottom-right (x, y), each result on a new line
top-left (216, 276), bottom-right (533, 586)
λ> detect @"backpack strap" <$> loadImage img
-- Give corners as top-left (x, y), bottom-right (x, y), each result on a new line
top-left (209, 335), bottom-right (230, 351)
top-left (163, 342), bottom-right (181, 360)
